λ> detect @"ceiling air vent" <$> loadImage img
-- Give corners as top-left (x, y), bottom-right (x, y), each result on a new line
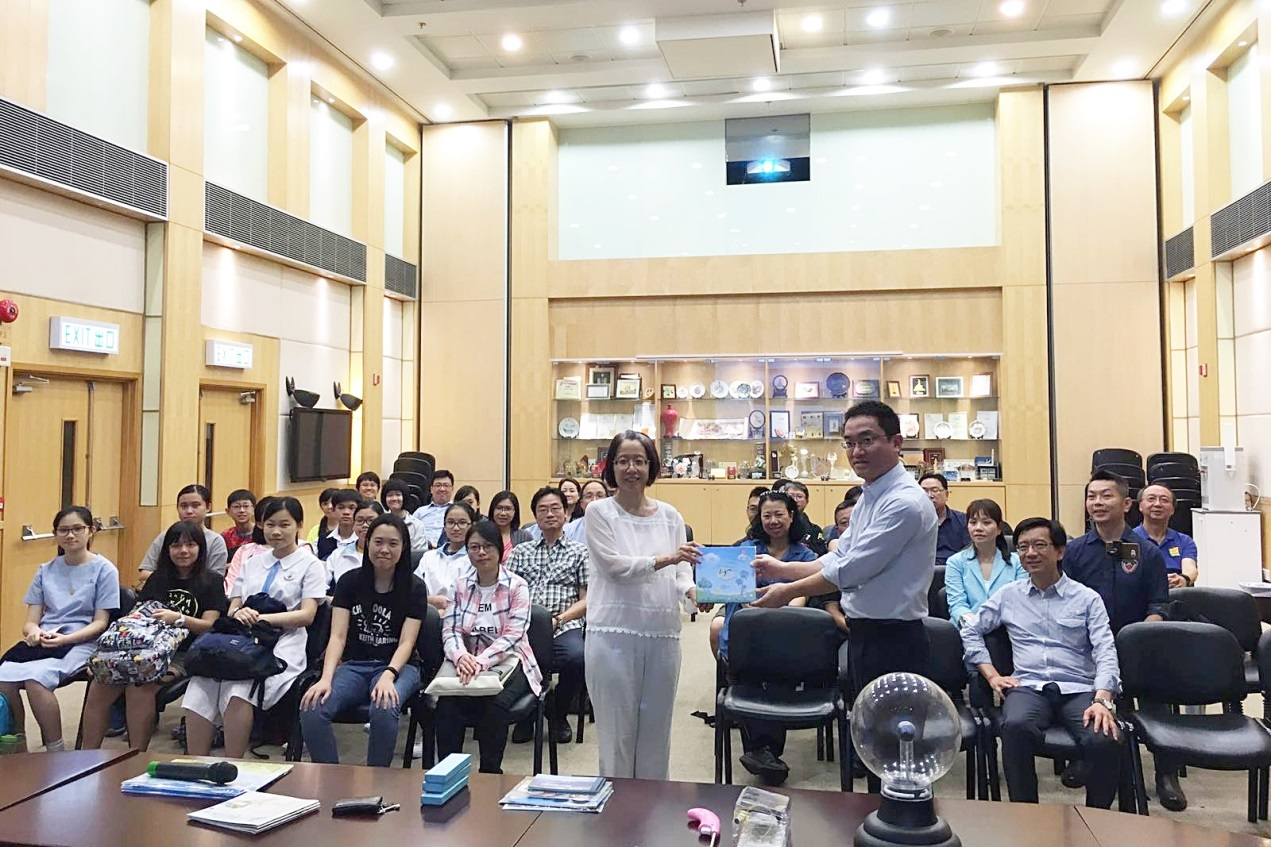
top-left (1211, 180), bottom-right (1271, 260)
top-left (384, 254), bottom-right (418, 301)
top-left (1163, 227), bottom-right (1194, 281)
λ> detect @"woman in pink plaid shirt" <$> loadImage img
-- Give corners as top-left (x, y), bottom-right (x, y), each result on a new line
top-left (435, 520), bottom-right (542, 773)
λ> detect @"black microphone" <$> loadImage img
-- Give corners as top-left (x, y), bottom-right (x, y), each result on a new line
top-left (147, 760), bottom-right (239, 784)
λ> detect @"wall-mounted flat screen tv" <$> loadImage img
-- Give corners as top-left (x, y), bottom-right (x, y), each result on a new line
top-left (288, 407), bottom-right (352, 482)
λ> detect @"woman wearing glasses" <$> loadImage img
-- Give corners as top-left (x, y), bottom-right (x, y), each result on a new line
top-left (414, 502), bottom-right (475, 609)
top-left (585, 430), bottom-right (701, 779)
top-left (0, 507), bottom-right (120, 752)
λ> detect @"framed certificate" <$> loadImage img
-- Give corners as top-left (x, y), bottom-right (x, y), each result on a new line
top-left (800, 411), bottom-right (825, 439)
top-left (586, 383), bottom-right (611, 400)
top-left (886, 380), bottom-right (902, 399)
top-left (935, 377), bottom-right (964, 398)
top-left (910, 375), bottom-right (930, 398)
top-left (770, 410), bottom-right (791, 439)
top-left (794, 381), bottom-right (820, 399)
top-left (615, 377), bottom-right (641, 400)
top-left (554, 378), bottom-right (582, 400)
top-left (824, 411), bottom-right (845, 439)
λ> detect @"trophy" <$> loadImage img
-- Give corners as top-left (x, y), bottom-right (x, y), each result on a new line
top-left (799, 448), bottom-right (809, 478)
top-left (828, 451), bottom-right (839, 478)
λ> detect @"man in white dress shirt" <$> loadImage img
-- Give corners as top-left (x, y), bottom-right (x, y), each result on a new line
top-left (412, 470), bottom-right (454, 548)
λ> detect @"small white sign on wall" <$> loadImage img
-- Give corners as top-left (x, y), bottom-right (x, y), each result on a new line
top-left (0, 346), bottom-right (11, 367)
top-left (205, 339), bottom-right (254, 370)
top-left (49, 316), bottom-right (120, 355)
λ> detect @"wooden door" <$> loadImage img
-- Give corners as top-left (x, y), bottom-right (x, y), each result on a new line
top-left (86, 381), bottom-right (126, 575)
top-left (197, 387), bottom-right (257, 533)
top-left (1, 376), bottom-right (89, 647)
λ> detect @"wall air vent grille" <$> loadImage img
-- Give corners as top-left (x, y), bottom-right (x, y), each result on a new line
top-left (0, 96), bottom-right (167, 218)
top-left (205, 182), bottom-right (367, 282)
top-left (1163, 227), bottom-right (1194, 280)
top-left (384, 254), bottom-right (419, 300)
top-left (1211, 180), bottom-right (1271, 258)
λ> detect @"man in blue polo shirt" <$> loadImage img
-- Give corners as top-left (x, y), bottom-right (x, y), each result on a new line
top-left (920, 473), bottom-right (970, 566)
top-left (1133, 485), bottom-right (1198, 588)
top-left (1063, 468), bottom-right (1176, 809)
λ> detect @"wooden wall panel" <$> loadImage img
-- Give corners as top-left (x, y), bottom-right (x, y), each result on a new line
top-left (0, 1), bottom-right (47, 109)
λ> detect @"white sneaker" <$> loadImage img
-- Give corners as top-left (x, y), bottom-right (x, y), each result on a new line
top-left (412, 740), bottom-right (425, 760)
top-left (361, 723), bottom-right (371, 734)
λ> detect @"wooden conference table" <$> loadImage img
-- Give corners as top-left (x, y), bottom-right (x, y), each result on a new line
top-left (0, 752), bottom-right (1265, 847)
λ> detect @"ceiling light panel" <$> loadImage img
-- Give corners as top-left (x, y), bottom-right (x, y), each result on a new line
top-left (416, 34), bottom-right (487, 61)
top-left (532, 27), bottom-right (604, 54)
top-left (999, 0), bottom-right (1027, 18)
top-left (865, 8), bottom-right (893, 28)
top-left (1033, 13), bottom-right (1105, 33)
top-left (908, 1), bottom-right (982, 27)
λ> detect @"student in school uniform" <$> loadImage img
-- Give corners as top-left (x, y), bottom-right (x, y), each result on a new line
top-left (138, 484), bottom-right (229, 580)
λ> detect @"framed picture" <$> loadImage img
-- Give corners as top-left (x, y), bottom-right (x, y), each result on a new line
top-left (770, 410), bottom-right (791, 439)
top-left (794, 381), bottom-right (820, 399)
top-left (823, 411), bottom-right (844, 439)
top-left (554, 378), bottom-right (582, 400)
top-left (969, 373), bottom-right (992, 398)
top-left (854, 379), bottom-right (880, 398)
top-left (615, 377), bottom-right (641, 400)
top-left (922, 447), bottom-right (946, 470)
top-left (587, 366), bottom-right (615, 387)
top-left (661, 383), bottom-right (677, 399)
top-left (585, 383), bottom-right (611, 400)
top-left (887, 380), bottom-right (902, 399)
top-left (935, 376), bottom-right (964, 398)
top-left (910, 375), bottom-right (930, 398)
top-left (800, 411), bottom-right (825, 439)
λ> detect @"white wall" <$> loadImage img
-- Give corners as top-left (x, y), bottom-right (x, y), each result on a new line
top-left (201, 245), bottom-right (353, 489)
top-left (1227, 43), bottom-right (1263, 202)
top-left (0, 181), bottom-right (145, 313)
top-left (384, 145), bottom-right (407, 258)
top-left (204, 30), bottom-right (271, 202)
top-left (557, 104), bottom-right (997, 259)
top-left (1232, 250), bottom-right (1271, 491)
top-left (381, 298), bottom-right (404, 476)
top-left (45, 0), bottom-right (149, 151)
top-left (309, 101), bottom-right (354, 237)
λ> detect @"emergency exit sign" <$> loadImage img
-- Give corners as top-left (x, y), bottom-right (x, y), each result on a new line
top-left (49, 317), bottom-right (120, 355)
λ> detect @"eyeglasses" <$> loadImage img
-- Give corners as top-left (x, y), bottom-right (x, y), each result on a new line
top-left (55, 525), bottom-right (90, 536)
top-left (841, 434), bottom-right (881, 452)
top-left (1016, 541), bottom-right (1054, 553)
top-left (467, 542), bottom-right (497, 554)
top-left (615, 457), bottom-right (649, 468)
top-left (535, 504), bottom-right (565, 514)
top-left (353, 516), bottom-right (376, 526)
top-left (445, 519), bottom-right (472, 529)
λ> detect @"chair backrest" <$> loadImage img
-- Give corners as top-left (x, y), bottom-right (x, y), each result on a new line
top-left (1117, 621), bottom-right (1246, 706)
top-left (391, 471), bottom-right (429, 490)
top-left (927, 565), bottom-right (946, 618)
top-left (727, 607), bottom-right (841, 687)
top-left (305, 601), bottom-right (334, 666)
top-left (404, 493), bottom-right (422, 513)
top-left (1092, 449), bottom-right (1143, 471)
top-left (394, 456), bottom-right (434, 477)
top-left (411, 548), bottom-right (426, 572)
top-left (1152, 476), bottom-right (1201, 493)
top-left (1147, 452), bottom-right (1198, 472)
top-left (922, 617), bottom-right (968, 696)
top-left (929, 586), bottom-right (949, 621)
top-left (113, 586), bottom-right (137, 621)
top-left (1097, 462), bottom-right (1146, 485)
top-left (418, 604), bottom-right (444, 679)
top-left (399, 451), bottom-right (437, 467)
top-left (685, 524), bottom-right (694, 543)
top-left (526, 604), bottom-right (554, 677)
top-left (1147, 462), bottom-right (1200, 483)
top-left (1168, 587), bottom-right (1261, 653)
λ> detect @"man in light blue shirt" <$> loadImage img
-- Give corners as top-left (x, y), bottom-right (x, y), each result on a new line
top-left (961, 516), bottom-right (1121, 808)
top-left (753, 400), bottom-right (936, 793)
top-left (411, 470), bottom-right (454, 548)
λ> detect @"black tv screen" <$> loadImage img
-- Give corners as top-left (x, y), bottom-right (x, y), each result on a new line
top-left (288, 408), bottom-right (353, 483)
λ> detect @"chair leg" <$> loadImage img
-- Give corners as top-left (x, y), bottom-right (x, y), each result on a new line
top-left (575, 684), bottom-right (586, 744)
top-left (403, 708), bottom-right (418, 769)
top-left (547, 694), bottom-right (559, 775)
top-left (532, 699), bottom-right (545, 775)
top-left (965, 745), bottom-right (976, 800)
top-left (723, 712), bottom-right (734, 785)
top-left (838, 712), bottom-right (853, 792)
top-left (74, 679), bottom-right (92, 751)
top-left (816, 725), bottom-right (825, 761)
top-left (422, 716), bottom-right (436, 769)
top-left (1052, 757), bottom-right (1065, 776)
top-left (1249, 770), bottom-right (1260, 824)
top-left (1259, 766), bottom-right (1269, 821)
top-left (827, 720), bottom-right (835, 762)
top-left (713, 701), bottom-right (724, 784)
top-left (984, 731), bottom-right (1001, 802)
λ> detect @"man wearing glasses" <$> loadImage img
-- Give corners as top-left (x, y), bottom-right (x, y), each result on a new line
top-left (752, 400), bottom-right (936, 793)
top-left (506, 486), bottom-right (589, 745)
top-left (412, 471), bottom-right (456, 549)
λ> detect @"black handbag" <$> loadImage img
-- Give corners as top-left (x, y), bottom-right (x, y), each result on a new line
top-left (0, 641), bottom-right (75, 663)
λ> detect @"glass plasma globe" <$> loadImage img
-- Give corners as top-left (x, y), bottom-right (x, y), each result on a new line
top-left (850, 673), bottom-right (962, 800)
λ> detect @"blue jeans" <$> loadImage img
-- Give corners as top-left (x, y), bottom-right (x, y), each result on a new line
top-left (300, 660), bottom-right (422, 767)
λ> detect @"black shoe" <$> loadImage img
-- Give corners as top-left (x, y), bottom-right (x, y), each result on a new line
top-left (552, 720), bottom-right (573, 745)
top-left (104, 725), bottom-right (127, 738)
top-left (511, 720), bottom-right (534, 744)
top-left (739, 748), bottom-right (790, 786)
top-left (1061, 760), bottom-right (1089, 789)
top-left (1156, 772), bottom-right (1188, 812)
top-left (479, 766), bottom-right (504, 775)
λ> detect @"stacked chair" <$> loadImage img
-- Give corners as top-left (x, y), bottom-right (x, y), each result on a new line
top-left (391, 451), bottom-right (436, 512)
top-left (1090, 449), bottom-right (1146, 529)
top-left (1146, 452), bottom-right (1201, 536)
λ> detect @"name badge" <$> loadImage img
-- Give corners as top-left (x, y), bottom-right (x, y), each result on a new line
top-left (1168, 547), bottom-right (1180, 558)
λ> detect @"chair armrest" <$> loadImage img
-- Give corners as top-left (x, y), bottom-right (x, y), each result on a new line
top-left (967, 674), bottom-right (995, 710)
top-left (1257, 629), bottom-right (1271, 692)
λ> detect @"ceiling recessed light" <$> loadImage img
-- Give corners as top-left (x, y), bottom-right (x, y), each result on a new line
top-left (972, 61), bottom-right (1001, 77)
top-left (628, 194), bottom-right (638, 200)
top-left (325, 96), bottom-right (334, 104)
top-left (854, 182), bottom-right (864, 190)
top-left (802, 14), bottom-right (824, 32)
top-left (619, 26), bottom-right (640, 45)
top-left (706, 190), bottom-right (715, 196)
top-left (861, 68), bottom-right (886, 85)
top-left (919, 204), bottom-right (931, 211)
top-left (729, 228), bottom-right (740, 233)
top-left (1182, 94), bottom-right (1191, 101)
top-left (851, 204), bottom-right (861, 211)
top-left (1160, 0), bottom-right (1186, 15)
top-left (718, 212), bottom-right (727, 218)
top-left (607, 164), bottom-right (619, 171)
top-left (544, 90), bottom-right (573, 104)
top-left (931, 180), bottom-right (943, 188)
top-left (866, 8), bottom-right (892, 28)
top-left (786, 206), bottom-right (797, 213)
top-left (1239, 40), bottom-right (1249, 47)
top-left (650, 215), bottom-right (660, 221)
top-left (645, 82), bottom-right (668, 99)
top-left (569, 223), bottom-right (581, 229)
top-left (217, 36), bottom-right (226, 43)
top-left (433, 103), bottom-right (454, 121)
top-left (1111, 58), bottom-right (1136, 77)
top-left (593, 244), bottom-right (602, 249)
top-left (501, 33), bottom-right (523, 52)
top-left (752, 77), bottom-right (772, 92)
top-left (692, 162), bottom-right (703, 169)
top-left (231, 33), bottom-right (243, 43)
top-left (999, 0), bottom-right (1026, 16)
top-left (370, 51), bottom-right (394, 71)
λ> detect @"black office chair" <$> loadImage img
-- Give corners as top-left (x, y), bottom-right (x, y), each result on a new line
top-left (1092, 449), bottom-right (1143, 470)
top-left (70, 588), bottom-right (136, 750)
top-left (399, 451), bottom-right (437, 468)
top-left (1146, 452), bottom-right (1198, 473)
top-left (929, 585), bottom-right (950, 622)
top-left (404, 493), bottom-right (422, 513)
top-left (391, 471), bottom-right (429, 491)
top-left (407, 604), bottom-right (559, 775)
top-left (928, 564), bottom-right (946, 610)
top-left (1170, 498), bottom-right (1199, 536)
top-left (1168, 587), bottom-right (1262, 695)
top-left (393, 457), bottom-right (433, 477)
top-left (288, 605), bottom-right (442, 767)
top-left (1151, 477), bottom-right (1201, 495)
top-left (714, 607), bottom-right (852, 791)
top-left (922, 617), bottom-right (984, 799)
top-left (1119, 621), bottom-right (1271, 823)
top-left (1147, 463), bottom-right (1200, 483)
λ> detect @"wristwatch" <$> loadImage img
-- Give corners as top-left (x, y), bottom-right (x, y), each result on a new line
top-left (1093, 697), bottom-right (1117, 714)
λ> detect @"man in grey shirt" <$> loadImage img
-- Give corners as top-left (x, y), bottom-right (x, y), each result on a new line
top-left (961, 516), bottom-right (1121, 808)
top-left (138, 484), bottom-right (229, 578)
top-left (754, 400), bottom-right (936, 793)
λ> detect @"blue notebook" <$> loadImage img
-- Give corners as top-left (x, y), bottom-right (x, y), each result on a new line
top-left (424, 753), bottom-right (471, 786)
top-left (694, 545), bottom-right (758, 604)
top-left (420, 779), bottom-right (468, 806)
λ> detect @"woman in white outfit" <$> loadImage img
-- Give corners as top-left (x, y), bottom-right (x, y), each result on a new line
top-left (585, 431), bottom-right (701, 779)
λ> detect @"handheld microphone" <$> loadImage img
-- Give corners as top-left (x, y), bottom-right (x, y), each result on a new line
top-left (147, 760), bottom-right (239, 784)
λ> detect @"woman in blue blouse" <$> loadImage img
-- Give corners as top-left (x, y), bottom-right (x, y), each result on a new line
top-left (945, 498), bottom-right (1024, 628)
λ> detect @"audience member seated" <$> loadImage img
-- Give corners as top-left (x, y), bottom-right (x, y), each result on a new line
top-left (945, 498), bottom-right (1025, 628)
top-left (305, 488), bottom-right (338, 546)
top-left (326, 501), bottom-right (384, 589)
top-left (717, 490), bottom-right (815, 786)
top-left (317, 489), bottom-right (361, 561)
top-left (220, 489), bottom-right (257, 555)
top-left (961, 516), bottom-right (1121, 809)
top-left (415, 502), bottom-right (475, 608)
top-left (139, 484), bottom-right (229, 580)
top-left (300, 514), bottom-right (427, 767)
top-left (412, 470), bottom-right (455, 548)
top-left (559, 477), bottom-right (584, 522)
top-left (0, 507), bottom-right (120, 753)
top-left (784, 481), bottom-right (828, 555)
top-left (183, 497), bottom-right (326, 759)
top-left (738, 486), bottom-right (769, 544)
top-left (825, 486), bottom-right (863, 553)
top-left (920, 473), bottom-right (971, 566)
top-left (381, 479), bottom-right (429, 556)
top-left (488, 490), bottom-right (532, 560)
top-left (356, 471), bottom-right (381, 502)
top-left (224, 496), bottom-right (279, 596)
top-left (1133, 484), bottom-right (1198, 588)
top-left (82, 520), bottom-right (225, 751)
top-left (506, 487), bottom-right (589, 745)
top-left (435, 521), bottom-right (543, 774)
top-left (1064, 469), bottom-right (1176, 809)
top-left (564, 479), bottom-right (609, 544)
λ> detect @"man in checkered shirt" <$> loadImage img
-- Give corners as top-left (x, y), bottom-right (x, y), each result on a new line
top-left (506, 486), bottom-right (589, 744)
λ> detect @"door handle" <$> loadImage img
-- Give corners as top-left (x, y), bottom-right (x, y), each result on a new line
top-left (21, 525), bottom-right (55, 541)
top-left (93, 516), bottom-right (125, 533)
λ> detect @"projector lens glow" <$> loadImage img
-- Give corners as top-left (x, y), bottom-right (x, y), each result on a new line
top-left (745, 159), bottom-right (791, 176)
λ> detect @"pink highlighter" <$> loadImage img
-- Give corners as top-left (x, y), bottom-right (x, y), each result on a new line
top-left (687, 807), bottom-right (722, 847)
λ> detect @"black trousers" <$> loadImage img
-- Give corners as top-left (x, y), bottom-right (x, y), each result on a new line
top-left (999, 687), bottom-right (1120, 808)
top-left (433, 664), bottom-right (532, 773)
top-left (847, 617), bottom-right (930, 793)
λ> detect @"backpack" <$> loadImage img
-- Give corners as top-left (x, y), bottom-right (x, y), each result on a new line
top-left (183, 616), bottom-right (286, 684)
top-left (88, 600), bottom-right (188, 685)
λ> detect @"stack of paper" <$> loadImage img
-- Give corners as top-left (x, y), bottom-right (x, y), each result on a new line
top-left (121, 759), bottom-right (293, 800)
top-left (187, 792), bottom-right (319, 834)
top-left (499, 774), bottom-right (614, 813)
top-left (421, 753), bottom-right (471, 806)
